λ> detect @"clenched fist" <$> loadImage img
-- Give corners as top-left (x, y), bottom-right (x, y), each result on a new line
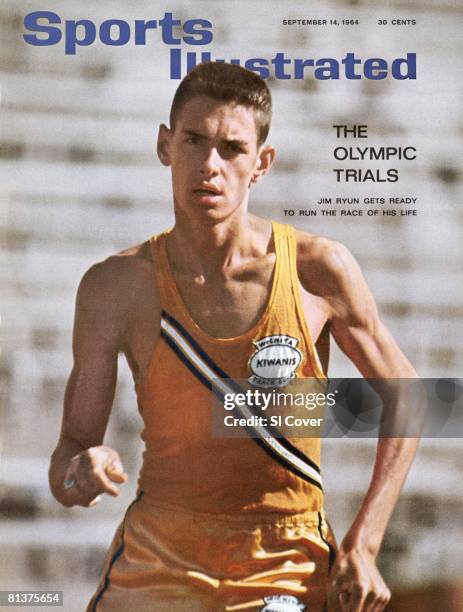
top-left (61, 445), bottom-right (128, 507)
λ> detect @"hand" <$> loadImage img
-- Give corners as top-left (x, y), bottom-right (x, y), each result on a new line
top-left (327, 547), bottom-right (390, 612)
top-left (61, 446), bottom-right (128, 507)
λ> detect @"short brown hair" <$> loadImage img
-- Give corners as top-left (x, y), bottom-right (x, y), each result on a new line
top-left (169, 62), bottom-right (272, 146)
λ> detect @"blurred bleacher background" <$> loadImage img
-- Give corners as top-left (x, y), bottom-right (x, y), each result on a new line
top-left (1, 0), bottom-right (462, 610)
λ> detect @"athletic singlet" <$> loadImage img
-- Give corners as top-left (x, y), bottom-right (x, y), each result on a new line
top-left (135, 221), bottom-right (330, 515)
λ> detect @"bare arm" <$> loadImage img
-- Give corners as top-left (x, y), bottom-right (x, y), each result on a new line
top-left (328, 244), bottom-right (418, 547)
top-left (49, 261), bottom-right (129, 507)
top-left (299, 237), bottom-right (419, 612)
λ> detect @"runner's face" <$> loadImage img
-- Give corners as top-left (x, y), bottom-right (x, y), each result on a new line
top-left (160, 96), bottom-right (265, 222)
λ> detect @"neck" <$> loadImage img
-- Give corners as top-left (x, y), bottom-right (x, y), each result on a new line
top-left (168, 209), bottom-right (263, 277)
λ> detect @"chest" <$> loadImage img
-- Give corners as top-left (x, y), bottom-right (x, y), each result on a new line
top-left (174, 266), bottom-right (273, 338)
top-left (126, 255), bottom-right (330, 384)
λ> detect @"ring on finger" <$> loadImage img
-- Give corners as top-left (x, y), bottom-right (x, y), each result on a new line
top-left (63, 477), bottom-right (77, 490)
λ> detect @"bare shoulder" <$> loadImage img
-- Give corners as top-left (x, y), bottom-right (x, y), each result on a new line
top-left (294, 228), bottom-right (376, 326)
top-left (78, 241), bottom-right (154, 298)
top-left (75, 241), bottom-right (159, 346)
top-left (294, 229), bottom-right (358, 292)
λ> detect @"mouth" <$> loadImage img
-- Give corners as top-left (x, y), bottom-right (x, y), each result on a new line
top-left (193, 183), bottom-right (222, 197)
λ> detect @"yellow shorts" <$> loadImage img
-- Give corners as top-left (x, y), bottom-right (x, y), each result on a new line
top-left (87, 493), bottom-right (336, 612)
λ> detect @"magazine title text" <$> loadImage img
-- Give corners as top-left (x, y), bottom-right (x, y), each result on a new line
top-left (23, 11), bottom-right (417, 81)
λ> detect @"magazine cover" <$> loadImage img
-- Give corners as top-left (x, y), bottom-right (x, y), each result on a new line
top-left (1, 1), bottom-right (462, 611)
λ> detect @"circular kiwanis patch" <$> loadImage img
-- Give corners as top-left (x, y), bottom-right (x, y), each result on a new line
top-left (248, 335), bottom-right (303, 388)
top-left (259, 594), bottom-right (306, 611)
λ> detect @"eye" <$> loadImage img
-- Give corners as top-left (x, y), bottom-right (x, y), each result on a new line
top-left (185, 134), bottom-right (200, 145)
top-left (226, 142), bottom-right (245, 153)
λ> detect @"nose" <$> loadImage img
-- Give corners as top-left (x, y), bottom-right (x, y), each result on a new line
top-left (200, 146), bottom-right (220, 177)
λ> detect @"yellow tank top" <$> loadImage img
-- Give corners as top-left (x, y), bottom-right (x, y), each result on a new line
top-left (136, 221), bottom-right (329, 514)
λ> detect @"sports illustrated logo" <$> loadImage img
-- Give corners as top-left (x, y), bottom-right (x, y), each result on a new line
top-left (260, 594), bottom-right (306, 611)
top-left (248, 335), bottom-right (303, 388)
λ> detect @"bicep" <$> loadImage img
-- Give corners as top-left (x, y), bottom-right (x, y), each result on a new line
top-left (331, 316), bottom-right (415, 379)
top-left (326, 244), bottom-right (416, 379)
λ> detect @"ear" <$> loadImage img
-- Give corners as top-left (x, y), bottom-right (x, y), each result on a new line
top-left (157, 123), bottom-right (172, 166)
top-left (250, 145), bottom-right (276, 184)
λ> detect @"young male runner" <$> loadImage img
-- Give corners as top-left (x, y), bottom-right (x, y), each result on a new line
top-left (49, 63), bottom-right (418, 612)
